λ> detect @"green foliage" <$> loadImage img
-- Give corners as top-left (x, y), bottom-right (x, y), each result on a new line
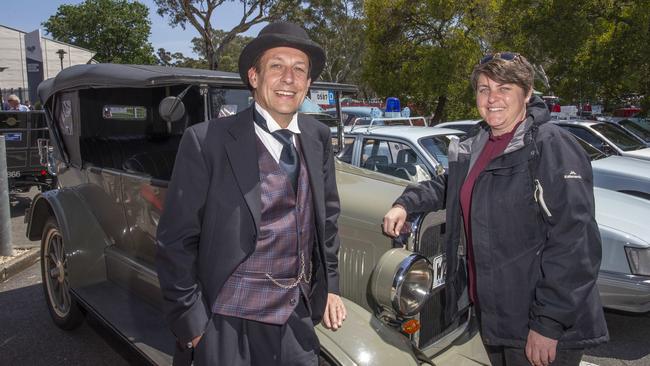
top-left (364, 0), bottom-right (488, 121)
top-left (490, 0), bottom-right (650, 110)
top-left (286, 1), bottom-right (366, 86)
top-left (43, 0), bottom-right (156, 64)
top-left (189, 31), bottom-right (254, 73)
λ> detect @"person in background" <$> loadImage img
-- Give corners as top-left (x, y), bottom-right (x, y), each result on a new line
top-left (156, 21), bottom-right (346, 366)
top-left (23, 100), bottom-right (33, 110)
top-left (383, 52), bottom-right (608, 366)
top-left (6, 94), bottom-right (30, 111)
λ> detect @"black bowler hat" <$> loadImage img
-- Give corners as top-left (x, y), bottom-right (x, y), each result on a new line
top-left (238, 21), bottom-right (326, 87)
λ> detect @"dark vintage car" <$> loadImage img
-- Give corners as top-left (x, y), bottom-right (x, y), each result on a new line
top-left (0, 110), bottom-right (56, 191)
top-left (27, 64), bottom-right (487, 365)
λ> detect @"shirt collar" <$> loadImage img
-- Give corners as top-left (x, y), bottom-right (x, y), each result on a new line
top-left (254, 103), bottom-right (301, 134)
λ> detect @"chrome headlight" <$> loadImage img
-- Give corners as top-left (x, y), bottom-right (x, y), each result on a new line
top-left (625, 247), bottom-right (650, 276)
top-left (371, 248), bottom-right (433, 317)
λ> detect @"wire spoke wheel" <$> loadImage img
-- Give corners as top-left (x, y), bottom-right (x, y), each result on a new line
top-left (41, 217), bottom-right (84, 329)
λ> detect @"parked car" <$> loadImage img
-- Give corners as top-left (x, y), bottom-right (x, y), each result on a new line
top-left (606, 118), bottom-right (650, 146)
top-left (434, 120), bottom-right (482, 134)
top-left (578, 137), bottom-right (650, 200)
top-left (593, 187), bottom-right (650, 313)
top-left (335, 121), bottom-right (650, 313)
top-left (438, 119), bottom-right (650, 200)
top-left (27, 64), bottom-right (488, 366)
top-left (554, 120), bottom-right (650, 160)
top-left (0, 110), bottom-right (56, 191)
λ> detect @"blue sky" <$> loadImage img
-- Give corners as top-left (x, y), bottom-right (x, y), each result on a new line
top-left (0, 0), bottom-right (266, 57)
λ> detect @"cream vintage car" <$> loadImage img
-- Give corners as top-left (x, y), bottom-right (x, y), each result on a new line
top-left (27, 64), bottom-right (488, 365)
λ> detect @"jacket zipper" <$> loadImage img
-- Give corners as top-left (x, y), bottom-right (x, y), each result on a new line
top-left (533, 179), bottom-right (552, 218)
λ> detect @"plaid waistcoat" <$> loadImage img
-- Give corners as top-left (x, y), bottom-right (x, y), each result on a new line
top-left (212, 136), bottom-right (315, 325)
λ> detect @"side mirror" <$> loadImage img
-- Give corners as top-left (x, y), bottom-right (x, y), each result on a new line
top-left (158, 96), bottom-right (186, 124)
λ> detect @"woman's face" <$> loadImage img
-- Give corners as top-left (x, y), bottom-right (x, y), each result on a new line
top-left (475, 73), bottom-right (532, 136)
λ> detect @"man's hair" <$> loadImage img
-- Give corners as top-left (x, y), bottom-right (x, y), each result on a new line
top-left (7, 94), bottom-right (20, 103)
top-left (471, 54), bottom-right (535, 95)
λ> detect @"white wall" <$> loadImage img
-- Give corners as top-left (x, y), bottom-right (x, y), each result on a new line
top-left (0, 25), bottom-right (95, 98)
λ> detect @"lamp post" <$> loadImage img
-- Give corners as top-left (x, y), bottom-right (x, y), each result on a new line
top-left (56, 49), bottom-right (67, 71)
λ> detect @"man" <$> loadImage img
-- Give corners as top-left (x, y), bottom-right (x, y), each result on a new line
top-left (156, 22), bottom-right (346, 366)
top-left (6, 94), bottom-right (30, 111)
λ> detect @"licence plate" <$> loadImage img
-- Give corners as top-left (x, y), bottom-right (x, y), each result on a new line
top-left (7, 171), bottom-right (21, 178)
top-left (431, 254), bottom-right (446, 290)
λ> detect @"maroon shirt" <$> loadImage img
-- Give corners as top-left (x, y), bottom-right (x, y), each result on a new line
top-left (459, 122), bottom-right (521, 305)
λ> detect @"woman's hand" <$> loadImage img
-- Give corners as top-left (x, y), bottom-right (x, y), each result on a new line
top-left (383, 205), bottom-right (407, 237)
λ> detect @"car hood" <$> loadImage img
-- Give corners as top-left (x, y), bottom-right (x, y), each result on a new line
top-left (594, 187), bottom-right (650, 246)
top-left (592, 155), bottom-right (650, 180)
top-left (622, 147), bottom-right (650, 160)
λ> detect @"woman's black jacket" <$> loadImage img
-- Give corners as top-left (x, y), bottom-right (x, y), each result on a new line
top-left (394, 96), bottom-right (609, 348)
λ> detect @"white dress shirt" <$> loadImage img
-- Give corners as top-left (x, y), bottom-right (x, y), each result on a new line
top-left (253, 103), bottom-right (301, 164)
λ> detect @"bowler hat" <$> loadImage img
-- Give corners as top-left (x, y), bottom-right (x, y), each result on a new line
top-left (238, 22), bottom-right (325, 87)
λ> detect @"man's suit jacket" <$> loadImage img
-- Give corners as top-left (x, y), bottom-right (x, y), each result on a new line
top-left (155, 107), bottom-right (341, 343)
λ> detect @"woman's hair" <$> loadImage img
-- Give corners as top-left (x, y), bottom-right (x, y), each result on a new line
top-left (470, 53), bottom-right (535, 94)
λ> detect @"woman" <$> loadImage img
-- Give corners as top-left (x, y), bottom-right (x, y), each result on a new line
top-left (383, 53), bottom-right (608, 366)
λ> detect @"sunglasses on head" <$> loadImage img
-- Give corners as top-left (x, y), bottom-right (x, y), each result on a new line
top-left (479, 52), bottom-right (521, 64)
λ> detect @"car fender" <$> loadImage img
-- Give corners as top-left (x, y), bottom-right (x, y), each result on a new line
top-left (27, 186), bottom-right (110, 288)
top-left (315, 298), bottom-right (419, 366)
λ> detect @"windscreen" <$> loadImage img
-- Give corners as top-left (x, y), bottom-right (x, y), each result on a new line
top-left (418, 135), bottom-right (457, 169)
top-left (619, 120), bottom-right (650, 142)
top-left (591, 123), bottom-right (646, 151)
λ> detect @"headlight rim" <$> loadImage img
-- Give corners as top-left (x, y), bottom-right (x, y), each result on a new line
top-left (391, 253), bottom-right (433, 317)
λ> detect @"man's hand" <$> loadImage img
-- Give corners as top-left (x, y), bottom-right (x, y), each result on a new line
top-left (323, 293), bottom-right (347, 331)
top-left (383, 205), bottom-right (407, 237)
top-left (525, 329), bottom-right (558, 366)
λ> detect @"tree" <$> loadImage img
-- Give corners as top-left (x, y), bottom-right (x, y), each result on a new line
top-left (286, 0), bottom-right (365, 85)
top-left (489, 0), bottom-right (650, 110)
top-left (364, 0), bottom-right (491, 121)
top-left (156, 48), bottom-right (208, 68)
top-left (43, 0), bottom-right (156, 64)
top-left (154, 0), bottom-right (301, 70)
top-left (189, 30), bottom-right (254, 72)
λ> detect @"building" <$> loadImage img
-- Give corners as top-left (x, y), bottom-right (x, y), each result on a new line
top-left (0, 24), bottom-right (95, 105)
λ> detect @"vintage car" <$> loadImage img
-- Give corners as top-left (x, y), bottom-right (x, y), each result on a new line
top-left (27, 64), bottom-right (489, 366)
top-left (334, 122), bottom-right (650, 313)
top-left (554, 119), bottom-right (650, 160)
top-left (0, 110), bottom-right (56, 191)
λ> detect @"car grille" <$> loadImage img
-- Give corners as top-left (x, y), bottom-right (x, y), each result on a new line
top-left (415, 212), bottom-right (461, 348)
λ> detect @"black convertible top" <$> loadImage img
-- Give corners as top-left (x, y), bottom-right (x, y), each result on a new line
top-left (37, 63), bottom-right (357, 103)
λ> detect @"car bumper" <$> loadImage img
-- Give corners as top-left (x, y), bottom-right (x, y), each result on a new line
top-left (598, 270), bottom-right (650, 313)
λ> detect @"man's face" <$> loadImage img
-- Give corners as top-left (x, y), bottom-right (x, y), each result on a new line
top-left (248, 47), bottom-right (311, 127)
top-left (8, 99), bottom-right (19, 109)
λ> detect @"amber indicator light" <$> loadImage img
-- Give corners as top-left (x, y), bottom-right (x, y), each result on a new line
top-left (402, 319), bottom-right (421, 334)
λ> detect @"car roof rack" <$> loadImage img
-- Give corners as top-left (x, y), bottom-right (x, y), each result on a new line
top-left (349, 116), bottom-right (427, 133)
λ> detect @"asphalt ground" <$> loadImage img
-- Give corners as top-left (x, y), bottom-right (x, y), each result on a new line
top-left (1, 189), bottom-right (649, 366)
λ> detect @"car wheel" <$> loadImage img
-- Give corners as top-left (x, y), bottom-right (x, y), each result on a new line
top-left (41, 217), bottom-right (84, 330)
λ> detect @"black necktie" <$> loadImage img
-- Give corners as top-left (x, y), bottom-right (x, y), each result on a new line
top-left (254, 111), bottom-right (300, 195)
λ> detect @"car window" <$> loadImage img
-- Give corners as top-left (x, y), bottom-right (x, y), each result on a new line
top-left (561, 126), bottom-right (606, 151)
top-left (619, 120), bottom-right (650, 142)
top-left (419, 135), bottom-right (453, 169)
top-left (360, 138), bottom-right (431, 182)
top-left (591, 123), bottom-right (646, 151)
top-left (336, 137), bottom-right (356, 163)
top-left (209, 88), bottom-right (252, 118)
top-left (573, 135), bottom-right (607, 161)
